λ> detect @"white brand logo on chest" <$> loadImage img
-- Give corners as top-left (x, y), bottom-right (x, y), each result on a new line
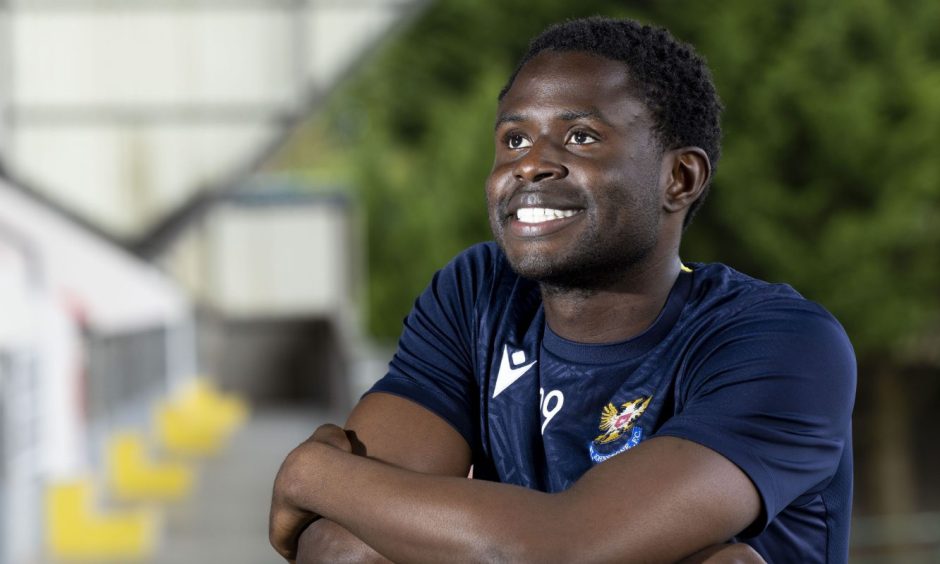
top-left (492, 345), bottom-right (537, 398)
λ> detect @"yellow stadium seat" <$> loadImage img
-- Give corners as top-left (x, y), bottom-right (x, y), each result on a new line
top-left (46, 478), bottom-right (158, 560)
top-left (183, 378), bottom-right (249, 433)
top-left (155, 377), bottom-right (249, 456)
top-left (107, 431), bottom-right (194, 501)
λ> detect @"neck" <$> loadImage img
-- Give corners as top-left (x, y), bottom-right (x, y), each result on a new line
top-left (540, 253), bottom-right (682, 344)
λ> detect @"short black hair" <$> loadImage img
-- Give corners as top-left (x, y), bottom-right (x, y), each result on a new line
top-left (499, 16), bottom-right (722, 227)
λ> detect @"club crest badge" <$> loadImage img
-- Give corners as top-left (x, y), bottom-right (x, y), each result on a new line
top-left (589, 396), bottom-right (652, 463)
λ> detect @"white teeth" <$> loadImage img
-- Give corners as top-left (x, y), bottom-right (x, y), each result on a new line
top-left (515, 207), bottom-right (579, 223)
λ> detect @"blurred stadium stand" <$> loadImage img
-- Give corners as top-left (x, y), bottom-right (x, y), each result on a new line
top-left (0, 1), bottom-right (422, 562)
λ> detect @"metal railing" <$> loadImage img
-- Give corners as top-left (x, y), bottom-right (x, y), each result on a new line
top-left (85, 326), bottom-right (169, 429)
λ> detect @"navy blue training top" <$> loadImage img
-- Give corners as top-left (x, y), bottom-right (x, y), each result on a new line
top-left (370, 242), bottom-right (856, 563)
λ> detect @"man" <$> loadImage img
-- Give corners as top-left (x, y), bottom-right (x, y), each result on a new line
top-left (270, 17), bottom-right (855, 563)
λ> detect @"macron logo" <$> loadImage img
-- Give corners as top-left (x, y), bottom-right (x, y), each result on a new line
top-left (493, 345), bottom-right (537, 398)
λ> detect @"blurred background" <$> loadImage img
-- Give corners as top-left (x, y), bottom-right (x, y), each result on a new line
top-left (0, 0), bottom-right (938, 562)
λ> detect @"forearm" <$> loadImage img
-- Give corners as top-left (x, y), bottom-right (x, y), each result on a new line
top-left (297, 517), bottom-right (762, 564)
top-left (292, 442), bottom-right (564, 563)
top-left (274, 432), bottom-right (758, 563)
top-left (678, 543), bottom-right (766, 563)
top-left (271, 397), bottom-right (476, 562)
top-left (296, 519), bottom-right (392, 564)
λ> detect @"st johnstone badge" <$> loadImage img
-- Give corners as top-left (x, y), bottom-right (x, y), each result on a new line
top-left (588, 396), bottom-right (652, 463)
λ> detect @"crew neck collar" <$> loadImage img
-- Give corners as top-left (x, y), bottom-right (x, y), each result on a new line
top-left (542, 267), bottom-right (693, 364)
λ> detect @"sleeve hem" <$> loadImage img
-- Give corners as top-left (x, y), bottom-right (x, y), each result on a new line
top-left (366, 377), bottom-right (475, 448)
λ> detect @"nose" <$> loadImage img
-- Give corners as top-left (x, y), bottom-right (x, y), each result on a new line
top-left (513, 140), bottom-right (568, 183)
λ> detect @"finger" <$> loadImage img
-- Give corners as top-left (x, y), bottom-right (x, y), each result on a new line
top-left (310, 423), bottom-right (353, 452)
top-left (270, 506), bottom-right (316, 561)
top-left (268, 504), bottom-right (296, 560)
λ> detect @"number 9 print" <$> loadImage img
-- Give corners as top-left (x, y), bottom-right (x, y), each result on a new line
top-left (539, 388), bottom-right (565, 434)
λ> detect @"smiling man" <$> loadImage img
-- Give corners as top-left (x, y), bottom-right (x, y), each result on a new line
top-left (270, 17), bottom-right (856, 563)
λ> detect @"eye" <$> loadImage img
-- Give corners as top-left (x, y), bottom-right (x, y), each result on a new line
top-left (567, 130), bottom-right (598, 145)
top-left (506, 133), bottom-right (532, 149)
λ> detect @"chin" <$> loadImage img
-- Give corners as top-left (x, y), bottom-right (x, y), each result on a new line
top-left (502, 245), bottom-right (592, 287)
top-left (498, 234), bottom-right (657, 290)
top-left (506, 253), bottom-right (557, 281)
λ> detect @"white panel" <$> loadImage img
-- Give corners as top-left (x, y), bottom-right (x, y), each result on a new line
top-left (307, 6), bottom-right (401, 89)
top-left (12, 11), bottom-right (296, 106)
top-left (210, 204), bottom-right (349, 316)
top-left (0, 12), bottom-right (10, 154)
top-left (0, 179), bottom-right (189, 333)
top-left (0, 243), bottom-right (35, 349)
top-left (141, 122), bottom-right (280, 214)
top-left (187, 10), bottom-right (298, 106)
top-left (3, 2), bottom-right (419, 241)
top-left (8, 122), bottom-right (278, 235)
top-left (9, 125), bottom-right (131, 232)
top-left (36, 297), bottom-right (85, 478)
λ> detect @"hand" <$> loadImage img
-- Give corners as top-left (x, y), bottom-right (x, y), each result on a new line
top-left (270, 424), bottom-right (353, 561)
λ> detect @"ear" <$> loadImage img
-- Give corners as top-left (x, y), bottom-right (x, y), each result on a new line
top-left (661, 147), bottom-right (711, 215)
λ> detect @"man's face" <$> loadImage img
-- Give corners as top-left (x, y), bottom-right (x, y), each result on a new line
top-left (486, 51), bottom-right (666, 288)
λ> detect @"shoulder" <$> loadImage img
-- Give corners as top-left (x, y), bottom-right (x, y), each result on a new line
top-left (678, 262), bottom-right (856, 395)
top-left (685, 262), bottom-right (848, 338)
top-left (686, 262), bottom-right (805, 307)
top-left (661, 265), bottom-right (856, 542)
top-left (677, 262), bottom-right (856, 392)
top-left (433, 242), bottom-right (523, 304)
top-left (406, 242), bottom-right (529, 340)
top-left (445, 241), bottom-right (509, 278)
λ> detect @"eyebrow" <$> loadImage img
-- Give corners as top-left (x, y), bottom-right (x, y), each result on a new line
top-left (493, 108), bottom-right (612, 130)
top-left (493, 113), bottom-right (526, 130)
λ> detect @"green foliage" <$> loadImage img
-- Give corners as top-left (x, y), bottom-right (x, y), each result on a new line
top-left (673, 0), bottom-right (940, 355)
top-left (287, 0), bottom-right (940, 353)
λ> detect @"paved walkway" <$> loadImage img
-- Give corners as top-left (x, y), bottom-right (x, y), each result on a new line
top-left (153, 408), bottom-right (332, 564)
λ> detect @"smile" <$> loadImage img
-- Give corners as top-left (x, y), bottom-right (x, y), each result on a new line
top-left (507, 206), bottom-right (585, 238)
top-left (515, 207), bottom-right (581, 224)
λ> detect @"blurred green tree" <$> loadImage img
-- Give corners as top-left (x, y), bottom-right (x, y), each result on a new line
top-left (661, 1), bottom-right (940, 516)
top-left (276, 0), bottom-right (940, 518)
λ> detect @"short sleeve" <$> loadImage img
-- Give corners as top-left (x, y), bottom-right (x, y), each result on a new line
top-left (655, 298), bottom-right (856, 536)
top-left (367, 245), bottom-right (493, 447)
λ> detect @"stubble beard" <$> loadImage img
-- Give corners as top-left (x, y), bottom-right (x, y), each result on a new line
top-left (490, 196), bottom-right (660, 295)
